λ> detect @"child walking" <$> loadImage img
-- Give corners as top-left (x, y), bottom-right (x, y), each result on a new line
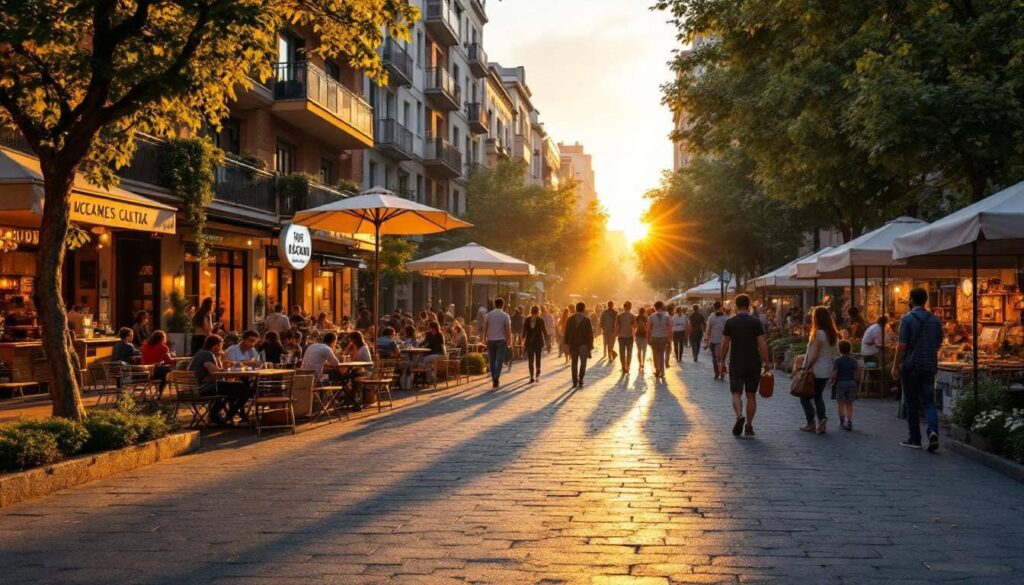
top-left (831, 340), bottom-right (860, 431)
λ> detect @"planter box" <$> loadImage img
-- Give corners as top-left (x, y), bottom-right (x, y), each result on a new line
top-left (0, 430), bottom-right (200, 508)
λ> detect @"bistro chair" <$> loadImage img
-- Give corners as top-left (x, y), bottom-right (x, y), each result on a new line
top-left (858, 360), bottom-right (884, 399)
top-left (100, 361), bottom-right (133, 404)
top-left (359, 361), bottom-right (394, 412)
top-left (171, 371), bottom-right (225, 429)
top-left (251, 371), bottom-right (297, 437)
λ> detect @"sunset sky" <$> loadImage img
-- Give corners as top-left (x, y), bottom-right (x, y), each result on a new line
top-left (485, 0), bottom-right (679, 241)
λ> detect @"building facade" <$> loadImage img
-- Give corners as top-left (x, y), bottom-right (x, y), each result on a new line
top-left (558, 142), bottom-right (597, 210)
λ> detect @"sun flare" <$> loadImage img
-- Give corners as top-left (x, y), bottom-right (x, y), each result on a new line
top-left (623, 219), bottom-right (650, 244)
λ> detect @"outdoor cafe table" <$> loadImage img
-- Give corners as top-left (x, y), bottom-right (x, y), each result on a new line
top-left (208, 368), bottom-right (295, 381)
top-left (314, 361), bottom-right (375, 422)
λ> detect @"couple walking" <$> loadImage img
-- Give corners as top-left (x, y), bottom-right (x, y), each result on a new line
top-left (600, 300), bottom-right (675, 379)
top-left (483, 298), bottom-right (550, 388)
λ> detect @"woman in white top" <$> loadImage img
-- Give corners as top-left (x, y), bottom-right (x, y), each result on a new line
top-left (800, 306), bottom-right (839, 434)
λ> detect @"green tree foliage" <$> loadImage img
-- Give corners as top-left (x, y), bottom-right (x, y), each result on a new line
top-left (0, 0), bottom-right (418, 419)
top-left (636, 152), bottom-right (808, 291)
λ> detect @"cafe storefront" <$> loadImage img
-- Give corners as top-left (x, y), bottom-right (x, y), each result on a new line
top-left (0, 146), bottom-right (177, 380)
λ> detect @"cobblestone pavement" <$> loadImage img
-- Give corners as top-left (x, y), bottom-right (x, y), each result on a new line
top-left (3, 352), bottom-right (1024, 585)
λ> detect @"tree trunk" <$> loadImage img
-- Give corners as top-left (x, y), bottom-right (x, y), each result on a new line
top-left (36, 159), bottom-right (86, 420)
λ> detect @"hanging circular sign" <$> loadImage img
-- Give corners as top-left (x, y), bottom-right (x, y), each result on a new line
top-left (279, 224), bottom-right (312, 270)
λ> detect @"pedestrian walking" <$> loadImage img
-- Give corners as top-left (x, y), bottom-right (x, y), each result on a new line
top-left (892, 287), bottom-right (943, 452)
top-left (635, 307), bottom-right (649, 372)
top-left (799, 306), bottom-right (838, 434)
top-left (564, 302), bottom-right (594, 388)
top-left (542, 306), bottom-right (556, 353)
top-left (706, 301), bottom-right (729, 379)
top-left (671, 306), bottom-right (688, 366)
top-left (648, 301), bottom-right (672, 379)
top-left (600, 301), bottom-right (618, 362)
top-left (719, 294), bottom-right (770, 437)
top-left (558, 306), bottom-right (571, 363)
top-left (522, 305), bottom-right (549, 383)
top-left (614, 301), bottom-right (636, 373)
top-left (832, 340), bottom-right (860, 431)
top-left (483, 298), bottom-right (512, 389)
top-left (688, 304), bottom-right (706, 362)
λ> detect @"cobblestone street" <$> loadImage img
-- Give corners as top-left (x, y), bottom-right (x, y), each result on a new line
top-left (2, 353), bottom-right (1023, 585)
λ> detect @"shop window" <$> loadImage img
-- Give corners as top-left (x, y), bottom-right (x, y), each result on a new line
top-left (187, 247), bottom-right (249, 332)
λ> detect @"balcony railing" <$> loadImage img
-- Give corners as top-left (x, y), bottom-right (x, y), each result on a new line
top-left (425, 0), bottom-right (459, 46)
top-left (512, 133), bottom-right (530, 160)
top-left (382, 39), bottom-right (414, 87)
top-left (214, 158), bottom-right (277, 212)
top-left (375, 119), bottom-right (415, 160)
top-left (486, 137), bottom-right (509, 159)
top-left (466, 103), bottom-right (489, 134)
top-left (424, 67), bottom-right (461, 111)
top-left (423, 133), bottom-right (462, 178)
top-left (467, 43), bottom-right (488, 77)
top-left (273, 61), bottom-right (374, 139)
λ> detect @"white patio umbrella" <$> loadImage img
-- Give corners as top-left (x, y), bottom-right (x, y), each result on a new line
top-left (893, 181), bottom-right (1024, 391)
top-left (684, 276), bottom-right (735, 300)
top-left (405, 242), bottom-right (536, 317)
top-left (750, 252), bottom-right (850, 290)
top-left (292, 186), bottom-right (472, 334)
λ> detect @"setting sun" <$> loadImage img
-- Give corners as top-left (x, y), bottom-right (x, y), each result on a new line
top-left (622, 218), bottom-right (650, 244)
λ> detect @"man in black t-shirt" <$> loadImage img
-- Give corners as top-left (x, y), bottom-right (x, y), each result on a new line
top-left (720, 294), bottom-right (770, 437)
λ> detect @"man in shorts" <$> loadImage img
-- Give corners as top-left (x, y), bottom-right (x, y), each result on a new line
top-left (719, 294), bottom-right (770, 437)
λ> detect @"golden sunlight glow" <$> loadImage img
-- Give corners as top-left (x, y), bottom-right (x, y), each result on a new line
top-left (622, 219), bottom-right (650, 244)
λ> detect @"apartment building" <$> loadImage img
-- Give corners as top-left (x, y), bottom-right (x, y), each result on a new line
top-left (483, 65), bottom-right (514, 169)
top-left (558, 142), bottom-right (597, 210)
top-left (364, 0), bottom-right (490, 218)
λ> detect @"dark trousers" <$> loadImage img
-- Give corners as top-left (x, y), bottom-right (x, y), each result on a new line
top-left (902, 369), bottom-right (939, 443)
top-left (487, 340), bottom-right (507, 383)
top-left (215, 381), bottom-right (251, 421)
top-left (690, 333), bottom-right (703, 361)
top-left (526, 343), bottom-right (543, 379)
top-left (801, 377), bottom-right (829, 423)
top-left (617, 337), bottom-right (633, 370)
top-left (153, 364), bottom-right (172, 397)
top-left (571, 345), bottom-right (589, 384)
top-left (673, 331), bottom-right (687, 363)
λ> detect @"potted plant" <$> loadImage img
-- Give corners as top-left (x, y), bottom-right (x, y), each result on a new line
top-left (165, 290), bottom-right (192, 356)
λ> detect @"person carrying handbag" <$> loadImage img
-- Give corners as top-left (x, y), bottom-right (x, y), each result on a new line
top-left (799, 307), bottom-right (839, 434)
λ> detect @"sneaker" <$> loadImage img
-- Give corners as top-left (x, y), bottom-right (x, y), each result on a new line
top-left (927, 432), bottom-right (939, 453)
top-left (900, 439), bottom-right (922, 449)
top-left (732, 416), bottom-right (745, 436)
top-left (492, 380), bottom-right (499, 389)
top-left (799, 424), bottom-right (816, 432)
top-left (529, 377), bottom-right (534, 384)
top-left (844, 421), bottom-right (853, 431)
top-left (816, 419), bottom-right (827, 434)
top-left (744, 424), bottom-right (755, 437)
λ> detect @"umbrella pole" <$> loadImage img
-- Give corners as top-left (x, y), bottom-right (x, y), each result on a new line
top-left (972, 240), bottom-right (979, 399)
top-left (850, 266), bottom-right (856, 314)
top-left (881, 266), bottom-right (887, 389)
top-left (373, 221), bottom-right (381, 340)
top-left (465, 268), bottom-right (474, 322)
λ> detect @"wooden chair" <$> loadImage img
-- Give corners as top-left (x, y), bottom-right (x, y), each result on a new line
top-left (858, 360), bottom-right (884, 398)
top-left (360, 361), bottom-right (395, 412)
top-left (171, 371), bottom-right (225, 429)
top-left (251, 372), bottom-right (297, 437)
top-left (100, 361), bottom-right (132, 404)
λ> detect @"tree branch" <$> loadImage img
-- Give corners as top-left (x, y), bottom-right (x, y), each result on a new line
top-left (10, 43), bottom-right (73, 124)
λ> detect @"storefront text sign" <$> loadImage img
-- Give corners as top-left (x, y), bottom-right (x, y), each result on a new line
top-left (279, 224), bottom-right (312, 270)
top-left (69, 193), bottom-right (176, 234)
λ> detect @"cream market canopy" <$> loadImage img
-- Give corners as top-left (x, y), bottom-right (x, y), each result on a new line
top-left (292, 186), bottom-right (472, 331)
top-left (788, 246), bottom-right (835, 279)
top-left (405, 243), bottom-right (536, 277)
top-left (0, 147), bottom-right (176, 234)
top-left (685, 276), bottom-right (735, 300)
top-left (750, 253), bottom-right (850, 290)
top-left (892, 181), bottom-right (1024, 264)
top-left (814, 217), bottom-right (930, 278)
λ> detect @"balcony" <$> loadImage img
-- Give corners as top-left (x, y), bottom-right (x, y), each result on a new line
top-left (382, 39), bottom-right (413, 87)
top-left (467, 43), bottom-right (488, 78)
top-left (468, 161), bottom-right (486, 176)
top-left (485, 137), bottom-right (509, 160)
top-left (279, 179), bottom-right (348, 216)
top-left (272, 61), bottom-right (374, 149)
top-left (233, 75), bottom-right (274, 111)
top-left (466, 103), bottom-right (489, 135)
top-left (375, 119), bottom-right (415, 161)
top-left (214, 157), bottom-right (277, 212)
top-left (512, 133), bottom-right (530, 161)
top-left (425, 0), bottom-right (459, 46)
top-left (470, 0), bottom-right (488, 24)
top-left (423, 134), bottom-right (462, 179)
top-left (424, 68), bottom-right (461, 112)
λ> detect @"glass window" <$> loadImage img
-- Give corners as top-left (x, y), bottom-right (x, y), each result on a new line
top-left (319, 157), bottom-right (334, 184)
top-left (369, 161), bottom-right (377, 187)
top-left (275, 141), bottom-right (296, 175)
top-left (325, 60), bottom-right (341, 81)
top-left (214, 118), bottom-right (241, 155)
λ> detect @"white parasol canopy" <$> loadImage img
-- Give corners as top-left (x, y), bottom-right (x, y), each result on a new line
top-left (814, 217), bottom-right (928, 278)
top-left (788, 247), bottom-right (835, 279)
top-left (684, 276), bottom-right (735, 300)
top-left (751, 253), bottom-right (850, 289)
top-left (892, 181), bottom-right (1024, 262)
top-left (292, 186), bottom-right (472, 331)
top-left (405, 243), bottom-right (535, 277)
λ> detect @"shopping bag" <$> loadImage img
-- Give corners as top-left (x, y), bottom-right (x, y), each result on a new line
top-left (789, 368), bottom-right (815, 398)
top-left (758, 369), bottom-right (774, 398)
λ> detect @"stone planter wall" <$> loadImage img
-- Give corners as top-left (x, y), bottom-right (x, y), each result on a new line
top-left (0, 430), bottom-right (200, 508)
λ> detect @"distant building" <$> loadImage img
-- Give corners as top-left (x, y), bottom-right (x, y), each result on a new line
top-left (671, 34), bottom-right (711, 173)
top-left (558, 141), bottom-right (597, 210)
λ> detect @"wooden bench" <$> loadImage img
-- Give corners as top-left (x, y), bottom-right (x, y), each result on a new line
top-left (0, 381), bottom-right (40, 399)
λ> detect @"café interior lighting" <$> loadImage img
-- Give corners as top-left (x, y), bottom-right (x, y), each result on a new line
top-left (961, 278), bottom-right (973, 297)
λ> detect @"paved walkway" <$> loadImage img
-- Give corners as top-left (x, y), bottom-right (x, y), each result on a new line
top-left (2, 352), bottom-right (1023, 584)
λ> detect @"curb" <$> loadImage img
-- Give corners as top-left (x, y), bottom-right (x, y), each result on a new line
top-left (0, 430), bottom-right (201, 508)
top-left (944, 437), bottom-right (1024, 485)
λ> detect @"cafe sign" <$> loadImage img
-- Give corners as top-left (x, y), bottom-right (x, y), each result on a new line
top-left (279, 223), bottom-right (312, 270)
top-left (69, 193), bottom-right (176, 234)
